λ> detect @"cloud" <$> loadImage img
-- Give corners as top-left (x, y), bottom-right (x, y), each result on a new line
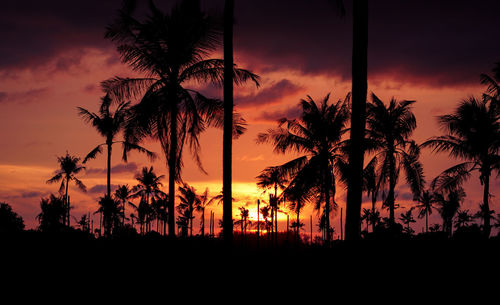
top-left (88, 184), bottom-right (119, 194)
top-left (236, 79), bottom-right (304, 107)
top-left (255, 107), bottom-right (302, 122)
top-left (1, 0), bottom-right (499, 89)
top-left (85, 162), bottom-right (139, 175)
top-left (234, 0), bottom-right (500, 87)
top-left (0, 87), bottom-right (50, 104)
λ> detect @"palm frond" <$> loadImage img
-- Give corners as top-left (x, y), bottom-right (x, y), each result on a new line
top-left (83, 145), bottom-right (104, 163)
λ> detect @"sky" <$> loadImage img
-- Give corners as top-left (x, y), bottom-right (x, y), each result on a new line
top-left (0, 0), bottom-right (499, 236)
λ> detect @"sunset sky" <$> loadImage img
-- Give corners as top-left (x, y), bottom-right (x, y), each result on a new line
top-left (1, 0), bottom-right (499, 235)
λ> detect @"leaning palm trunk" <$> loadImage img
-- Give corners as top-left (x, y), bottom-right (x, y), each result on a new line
top-left (222, 0), bottom-right (234, 245)
top-left (345, 0), bottom-right (368, 241)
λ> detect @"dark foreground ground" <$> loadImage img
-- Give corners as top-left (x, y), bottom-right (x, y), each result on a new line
top-left (2, 231), bottom-right (499, 299)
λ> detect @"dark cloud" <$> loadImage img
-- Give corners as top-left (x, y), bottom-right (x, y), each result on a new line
top-left (1, 0), bottom-right (499, 88)
top-left (88, 184), bottom-right (119, 194)
top-left (0, 0), bottom-right (122, 71)
top-left (20, 191), bottom-right (46, 198)
top-left (0, 87), bottom-right (50, 104)
top-left (236, 79), bottom-right (303, 107)
top-left (86, 162), bottom-right (139, 175)
top-left (255, 107), bottom-right (302, 123)
top-left (234, 0), bottom-right (500, 86)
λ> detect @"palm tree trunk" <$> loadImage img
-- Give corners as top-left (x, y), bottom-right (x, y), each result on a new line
top-left (201, 207), bottom-right (205, 236)
top-left (222, 0), bottom-right (234, 246)
top-left (425, 211), bottom-right (429, 233)
top-left (371, 194), bottom-right (376, 232)
top-left (483, 172), bottom-right (491, 237)
top-left (107, 142), bottom-right (112, 197)
top-left (324, 167), bottom-right (332, 244)
top-left (65, 176), bottom-right (70, 227)
top-left (257, 199), bottom-right (260, 247)
top-left (296, 209), bottom-right (300, 242)
top-left (345, 0), bottom-right (368, 241)
top-left (168, 100), bottom-right (178, 238)
top-left (388, 153), bottom-right (396, 225)
top-left (274, 184), bottom-right (278, 245)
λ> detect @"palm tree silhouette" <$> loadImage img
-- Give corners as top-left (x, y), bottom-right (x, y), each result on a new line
top-left (194, 188), bottom-right (210, 236)
top-left (78, 94), bottom-right (156, 197)
top-left (480, 62), bottom-right (500, 98)
top-left (256, 166), bottom-right (288, 244)
top-left (435, 187), bottom-right (465, 237)
top-left (132, 166), bottom-right (166, 233)
top-left (236, 206), bottom-right (250, 236)
top-left (37, 194), bottom-right (66, 232)
top-left (47, 152), bottom-right (86, 227)
top-left (399, 207), bottom-right (416, 235)
top-left (114, 184), bottom-right (133, 226)
top-left (96, 195), bottom-right (122, 237)
top-left (362, 156), bottom-right (381, 232)
top-left (422, 96), bottom-right (500, 237)
top-left (151, 193), bottom-right (169, 235)
top-left (365, 93), bottom-right (425, 226)
top-left (455, 209), bottom-right (474, 229)
top-left (415, 190), bottom-right (438, 233)
top-left (103, 0), bottom-right (258, 237)
top-left (257, 93), bottom-right (350, 244)
top-left (177, 183), bottom-right (199, 237)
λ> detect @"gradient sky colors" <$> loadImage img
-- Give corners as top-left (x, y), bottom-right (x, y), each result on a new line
top-left (1, 0), bottom-right (499, 235)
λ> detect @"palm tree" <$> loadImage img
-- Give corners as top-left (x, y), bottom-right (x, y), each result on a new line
top-left (177, 182), bottom-right (199, 237)
top-left (78, 94), bottom-right (156, 197)
top-left (415, 189), bottom-right (438, 233)
top-left (480, 62), bottom-right (500, 98)
top-left (96, 195), bottom-right (122, 237)
top-left (132, 166), bottom-right (166, 233)
top-left (114, 184), bottom-right (133, 226)
top-left (37, 194), bottom-right (66, 232)
top-left (344, 0), bottom-right (369, 241)
top-left (236, 207), bottom-right (250, 236)
top-left (365, 93), bottom-right (425, 226)
top-left (283, 185), bottom-right (307, 242)
top-left (47, 152), bottom-right (86, 227)
top-left (151, 193), bottom-right (169, 235)
top-left (256, 166), bottom-right (288, 243)
top-left (435, 187), bottom-right (465, 237)
top-left (422, 96), bottom-right (500, 237)
top-left (455, 209), bottom-right (474, 229)
top-left (361, 208), bottom-right (372, 233)
top-left (257, 93), bottom-right (350, 244)
top-left (399, 207), bottom-right (416, 235)
top-left (362, 156), bottom-right (381, 232)
top-left (103, 0), bottom-right (258, 237)
top-left (194, 188), bottom-right (210, 236)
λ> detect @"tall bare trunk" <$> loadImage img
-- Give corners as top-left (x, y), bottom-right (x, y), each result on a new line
top-left (222, 0), bottom-right (234, 245)
top-left (345, 0), bottom-right (368, 241)
top-left (168, 101), bottom-right (177, 237)
top-left (483, 172), bottom-right (491, 237)
top-left (107, 141), bottom-right (112, 198)
top-left (388, 152), bottom-right (396, 225)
